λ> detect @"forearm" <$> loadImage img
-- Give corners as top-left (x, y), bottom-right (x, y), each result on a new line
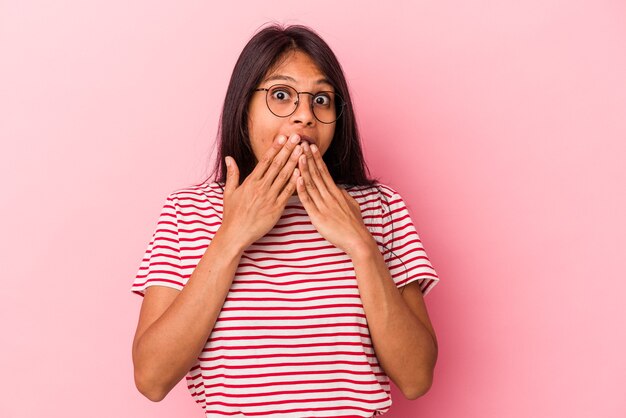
top-left (134, 227), bottom-right (245, 401)
top-left (349, 239), bottom-right (438, 399)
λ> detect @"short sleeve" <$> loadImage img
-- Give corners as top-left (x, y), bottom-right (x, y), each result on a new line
top-left (131, 193), bottom-right (186, 297)
top-left (381, 187), bottom-right (440, 296)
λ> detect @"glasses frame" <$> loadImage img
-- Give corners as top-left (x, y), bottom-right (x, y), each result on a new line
top-left (253, 83), bottom-right (346, 124)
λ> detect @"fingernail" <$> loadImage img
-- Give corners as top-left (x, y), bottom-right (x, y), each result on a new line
top-left (278, 136), bottom-right (286, 144)
top-left (290, 134), bottom-right (300, 143)
top-left (310, 144), bottom-right (318, 152)
top-left (225, 156), bottom-right (231, 167)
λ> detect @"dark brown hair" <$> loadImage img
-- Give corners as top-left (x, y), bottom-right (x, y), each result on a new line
top-left (193, 23), bottom-right (412, 293)
top-left (196, 23), bottom-right (380, 188)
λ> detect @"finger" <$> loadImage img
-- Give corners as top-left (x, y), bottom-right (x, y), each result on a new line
top-left (223, 156), bottom-right (239, 198)
top-left (277, 167), bottom-right (300, 205)
top-left (301, 142), bottom-right (332, 201)
top-left (308, 143), bottom-right (342, 200)
top-left (341, 188), bottom-right (361, 214)
top-left (258, 134), bottom-right (302, 187)
top-left (298, 152), bottom-right (323, 209)
top-left (249, 134), bottom-right (290, 181)
top-left (297, 176), bottom-right (320, 218)
top-left (269, 143), bottom-right (303, 196)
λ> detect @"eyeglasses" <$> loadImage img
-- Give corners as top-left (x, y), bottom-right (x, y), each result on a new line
top-left (253, 84), bottom-right (345, 124)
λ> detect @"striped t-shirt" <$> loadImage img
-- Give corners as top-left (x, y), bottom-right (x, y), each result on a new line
top-left (131, 181), bottom-right (439, 417)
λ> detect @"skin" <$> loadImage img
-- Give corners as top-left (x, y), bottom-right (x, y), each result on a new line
top-left (246, 49), bottom-right (336, 196)
top-left (222, 50), bottom-right (439, 398)
top-left (226, 46), bottom-right (367, 255)
top-left (223, 133), bottom-right (439, 398)
top-left (132, 48), bottom-right (437, 403)
top-left (242, 49), bottom-right (374, 255)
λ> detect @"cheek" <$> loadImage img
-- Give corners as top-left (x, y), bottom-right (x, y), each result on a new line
top-left (248, 116), bottom-right (279, 159)
top-left (247, 119), bottom-right (264, 161)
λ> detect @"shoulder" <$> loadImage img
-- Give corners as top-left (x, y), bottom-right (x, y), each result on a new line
top-left (167, 181), bottom-right (224, 205)
top-left (160, 181), bottom-right (225, 219)
top-left (373, 183), bottom-right (400, 198)
top-left (342, 182), bottom-right (403, 211)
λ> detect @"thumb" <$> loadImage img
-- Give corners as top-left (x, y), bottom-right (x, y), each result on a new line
top-left (224, 156), bottom-right (239, 197)
top-left (342, 188), bottom-right (360, 212)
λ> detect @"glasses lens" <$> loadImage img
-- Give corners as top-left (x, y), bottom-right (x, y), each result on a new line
top-left (266, 85), bottom-right (298, 117)
top-left (312, 91), bottom-right (343, 123)
top-left (265, 85), bottom-right (345, 123)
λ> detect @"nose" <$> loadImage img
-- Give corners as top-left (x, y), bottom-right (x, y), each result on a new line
top-left (290, 93), bottom-right (316, 126)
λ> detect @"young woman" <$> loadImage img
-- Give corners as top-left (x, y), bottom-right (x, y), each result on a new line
top-left (131, 23), bottom-right (440, 417)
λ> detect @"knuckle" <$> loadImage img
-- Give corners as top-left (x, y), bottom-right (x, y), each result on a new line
top-left (271, 158), bottom-right (283, 170)
top-left (261, 153), bottom-right (272, 166)
top-left (277, 170), bottom-right (290, 182)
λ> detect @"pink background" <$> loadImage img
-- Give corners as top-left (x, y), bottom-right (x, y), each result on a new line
top-left (1, 1), bottom-right (625, 417)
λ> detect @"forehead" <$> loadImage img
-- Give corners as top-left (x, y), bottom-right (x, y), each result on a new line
top-left (262, 51), bottom-right (332, 88)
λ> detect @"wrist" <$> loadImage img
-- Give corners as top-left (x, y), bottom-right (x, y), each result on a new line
top-left (346, 232), bottom-right (379, 260)
top-left (212, 224), bottom-right (247, 257)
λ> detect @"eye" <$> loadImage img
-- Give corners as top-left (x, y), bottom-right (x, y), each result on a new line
top-left (313, 93), bottom-right (332, 107)
top-left (269, 87), bottom-right (293, 102)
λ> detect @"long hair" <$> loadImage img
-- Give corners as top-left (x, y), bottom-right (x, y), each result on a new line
top-left (195, 23), bottom-right (380, 188)
top-left (193, 23), bottom-right (411, 293)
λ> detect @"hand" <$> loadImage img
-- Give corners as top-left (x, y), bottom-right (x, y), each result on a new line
top-left (220, 133), bottom-right (303, 250)
top-left (296, 141), bottom-right (376, 257)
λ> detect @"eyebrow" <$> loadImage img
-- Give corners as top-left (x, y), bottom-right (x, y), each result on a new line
top-left (263, 74), bottom-right (333, 87)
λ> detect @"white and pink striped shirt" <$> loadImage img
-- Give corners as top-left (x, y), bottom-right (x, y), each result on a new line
top-left (131, 181), bottom-right (439, 417)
